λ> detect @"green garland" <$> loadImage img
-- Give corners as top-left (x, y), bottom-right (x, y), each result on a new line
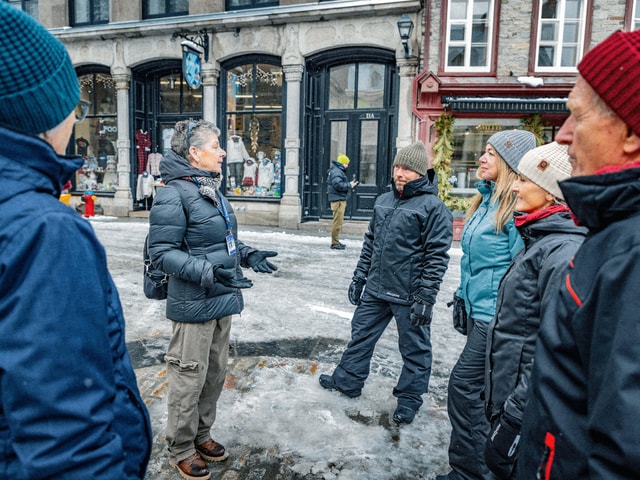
top-left (432, 112), bottom-right (469, 212)
top-left (520, 114), bottom-right (546, 146)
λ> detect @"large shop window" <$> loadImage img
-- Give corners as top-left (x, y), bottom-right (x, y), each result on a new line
top-left (444, 0), bottom-right (496, 73)
top-left (448, 119), bottom-right (522, 194)
top-left (224, 61), bottom-right (283, 198)
top-left (70, 0), bottom-right (109, 25)
top-left (535, 0), bottom-right (587, 72)
top-left (73, 72), bottom-right (118, 193)
top-left (143, 0), bottom-right (188, 19)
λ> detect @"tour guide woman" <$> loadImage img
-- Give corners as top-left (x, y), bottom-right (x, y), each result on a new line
top-left (149, 120), bottom-right (278, 480)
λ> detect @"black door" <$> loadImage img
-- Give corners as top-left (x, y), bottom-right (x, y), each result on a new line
top-left (303, 48), bottom-right (398, 222)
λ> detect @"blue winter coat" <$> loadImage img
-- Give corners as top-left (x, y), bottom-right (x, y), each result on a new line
top-left (458, 181), bottom-right (523, 322)
top-left (0, 126), bottom-right (152, 479)
top-left (149, 150), bottom-right (256, 323)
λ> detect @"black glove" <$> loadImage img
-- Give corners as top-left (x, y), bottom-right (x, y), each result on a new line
top-left (213, 265), bottom-right (253, 289)
top-left (247, 250), bottom-right (278, 273)
top-left (484, 415), bottom-right (521, 479)
top-left (410, 300), bottom-right (433, 326)
top-left (447, 293), bottom-right (469, 335)
top-left (348, 278), bottom-right (365, 306)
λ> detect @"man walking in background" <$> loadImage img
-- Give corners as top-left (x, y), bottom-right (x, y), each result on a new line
top-left (327, 153), bottom-right (358, 249)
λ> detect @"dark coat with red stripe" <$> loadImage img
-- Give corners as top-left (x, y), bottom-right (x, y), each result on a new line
top-left (518, 165), bottom-right (640, 480)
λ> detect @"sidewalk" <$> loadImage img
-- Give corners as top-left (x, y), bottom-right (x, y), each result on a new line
top-left (91, 217), bottom-right (464, 480)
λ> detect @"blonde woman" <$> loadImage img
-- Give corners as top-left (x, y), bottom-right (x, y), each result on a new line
top-left (438, 130), bottom-right (536, 480)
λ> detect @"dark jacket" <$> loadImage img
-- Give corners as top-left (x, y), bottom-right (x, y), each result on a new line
top-left (327, 161), bottom-right (350, 202)
top-left (0, 126), bottom-right (152, 479)
top-left (519, 165), bottom-right (640, 480)
top-left (485, 209), bottom-right (586, 426)
top-left (149, 150), bottom-right (255, 323)
top-left (353, 170), bottom-right (452, 306)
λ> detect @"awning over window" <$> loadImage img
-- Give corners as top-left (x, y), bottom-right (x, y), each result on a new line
top-left (441, 96), bottom-right (569, 114)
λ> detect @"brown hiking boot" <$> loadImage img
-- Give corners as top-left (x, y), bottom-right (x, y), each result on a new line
top-left (169, 453), bottom-right (211, 480)
top-left (196, 439), bottom-right (229, 462)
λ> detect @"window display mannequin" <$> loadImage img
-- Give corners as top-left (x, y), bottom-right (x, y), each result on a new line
top-left (135, 129), bottom-right (151, 175)
top-left (257, 151), bottom-right (275, 190)
top-left (227, 134), bottom-right (250, 188)
top-left (242, 158), bottom-right (258, 190)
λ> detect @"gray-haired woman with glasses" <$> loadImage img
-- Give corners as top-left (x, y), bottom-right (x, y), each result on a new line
top-left (148, 119), bottom-right (278, 480)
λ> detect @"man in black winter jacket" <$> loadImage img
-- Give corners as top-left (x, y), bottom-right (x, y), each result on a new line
top-left (518, 30), bottom-right (640, 480)
top-left (319, 141), bottom-right (452, 425)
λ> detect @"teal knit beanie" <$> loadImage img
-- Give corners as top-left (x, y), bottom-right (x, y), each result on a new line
top-left (0, 3), bottom-right (80, 135)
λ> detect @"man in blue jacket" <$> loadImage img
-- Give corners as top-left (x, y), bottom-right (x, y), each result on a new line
top-left (518, 30), bottom-right (640, 480)
top-left (320, 141), bottom-right (453, 424)
top-left (0, 5), bottom-right (152, 479)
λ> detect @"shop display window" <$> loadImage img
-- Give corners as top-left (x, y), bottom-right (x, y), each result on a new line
top-left (73, 72), bottom-right (118, 193)
top-left (225, 61), bottom-right (283, 198)
top-left (448, 119), bottom-right (521, 194)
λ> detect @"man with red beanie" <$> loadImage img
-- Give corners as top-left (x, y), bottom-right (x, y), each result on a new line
top-left (518, 30), bottom-right (640, 480)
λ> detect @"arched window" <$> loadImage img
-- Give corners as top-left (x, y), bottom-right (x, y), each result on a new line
top-left (220, 57), bottom-right (284, 198)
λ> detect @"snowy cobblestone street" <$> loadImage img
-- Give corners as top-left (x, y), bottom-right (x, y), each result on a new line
top-left (91, 217), bottom-right (465, 480)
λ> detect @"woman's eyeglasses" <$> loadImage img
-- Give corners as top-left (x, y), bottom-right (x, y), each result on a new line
top-left (74, 100), bottom-right (91, 124)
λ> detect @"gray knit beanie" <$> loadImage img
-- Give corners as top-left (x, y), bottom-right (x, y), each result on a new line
top-left (0, 3), bottom-right (80, 135)
top-left (518, 142), bottom-right (572, 201)
top-left (487, 129), bottom-right (537, 172)
top-left (393, 141), bottom-right (429, 176)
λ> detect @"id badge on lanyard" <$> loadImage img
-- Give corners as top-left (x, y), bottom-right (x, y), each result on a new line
top-left (226, 232), bottom-right (236, 256)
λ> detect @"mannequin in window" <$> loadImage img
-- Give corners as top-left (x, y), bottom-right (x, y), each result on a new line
top-left (257, 151), bottom-right (274, 190)
top-left (135, 129), bottom-right (151, 175)
top-left (227, 134), bottom-right (250, 188)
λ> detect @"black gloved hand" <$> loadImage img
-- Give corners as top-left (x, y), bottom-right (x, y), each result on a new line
top-left (247, 250), bottom-right (278, 273)
top-left (348, 278), bottom-right (365, 306)
top-left (410, 300), bottom-right (433, 326)
top-left (447, 293), bottom-right (468, 335)
top-left (484, 415), bottom-right (521, 479)
top-left (213, 265), bottom-right (253, 289)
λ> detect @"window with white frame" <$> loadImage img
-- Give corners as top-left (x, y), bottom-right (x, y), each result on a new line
top-left (445, 0), bottom-right (495, 72)
top-left (535, 0), bottom-right (586, 72)
top-left (633, 0), bottom-right (640, 30)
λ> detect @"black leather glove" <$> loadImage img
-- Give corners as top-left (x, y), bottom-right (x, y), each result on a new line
top-left (348, 278), bottom-right (365, 306)
top-left (247, 250), bottom-right (278, 273)
top-left (447, 293), bottom-right (469, 335)
top-left (484, 415), bottom-right (521, 479)
top-left (410, 300), bottom-right (433, 326)
top-left (213, 265), bottom-right (253, 289)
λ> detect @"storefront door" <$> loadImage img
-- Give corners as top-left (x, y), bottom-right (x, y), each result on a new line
top-left (303, 47), bottom-right (398, 222)
top-left (324, 111), bottom-right (390, 220)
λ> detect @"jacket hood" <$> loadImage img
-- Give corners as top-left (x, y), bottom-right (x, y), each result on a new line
top-left (160, 149), bottom-right (218, 183)
top-left (330, 160), bottom-right (347, 172)
top-left (0, 125), bottom-right (82, 203)
top-left (392, 168), bottom-right (438, 198)
top-left (560, 166), bottom-right (640, 231)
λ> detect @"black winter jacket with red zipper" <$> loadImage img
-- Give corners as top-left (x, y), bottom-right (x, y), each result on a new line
top-left (518, 162), bottom-right (640, 480)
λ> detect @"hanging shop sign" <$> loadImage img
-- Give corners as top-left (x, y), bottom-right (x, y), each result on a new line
top-left (181, 41), bottom-right (202, 90)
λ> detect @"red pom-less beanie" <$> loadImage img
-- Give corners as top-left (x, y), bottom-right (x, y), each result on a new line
top-left (577, 30), bottom-right (640, 136)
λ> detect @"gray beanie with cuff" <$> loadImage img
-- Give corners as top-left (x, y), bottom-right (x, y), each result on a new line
top-left (393, 141), bottom-right (429, 176)
top-left (487, 129), bottom-right (537, 172)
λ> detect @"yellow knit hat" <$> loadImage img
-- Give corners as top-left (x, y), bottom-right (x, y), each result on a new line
top-left (337, 153), bottom-right (350, 165)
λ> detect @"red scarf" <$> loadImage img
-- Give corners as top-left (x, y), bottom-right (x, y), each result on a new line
top-left (514, 204), bottom-right (569, 228)
top-left (595, 160), bottom-right (640, 175)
